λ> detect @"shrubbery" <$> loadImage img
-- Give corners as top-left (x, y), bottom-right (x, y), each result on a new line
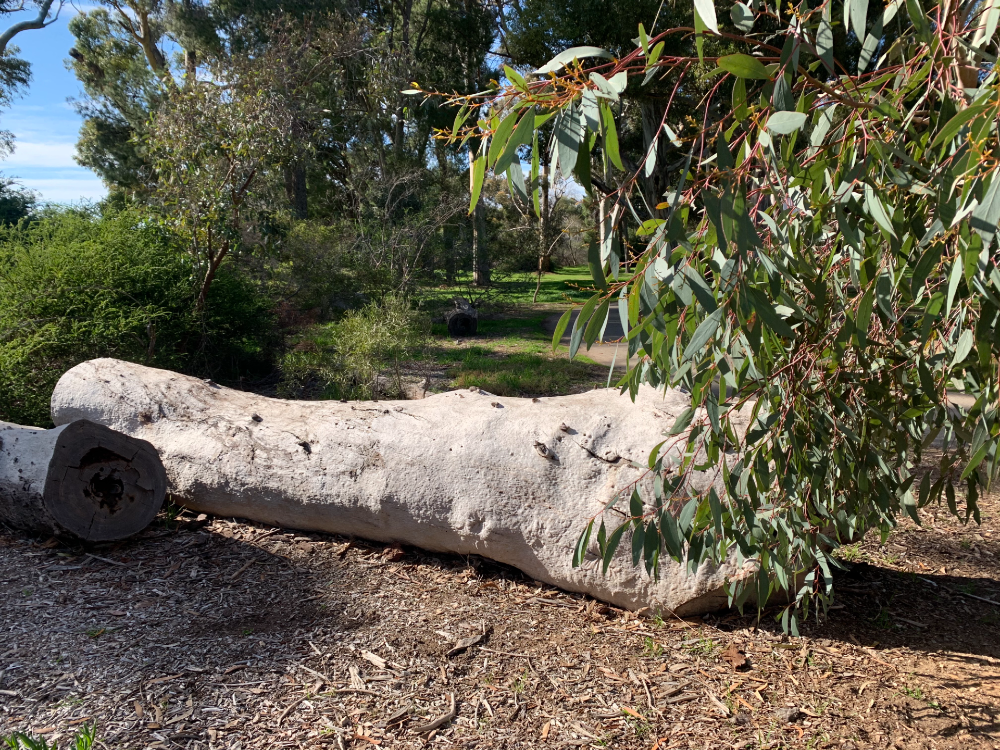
top-left (0, 208), bottom-right (276, 426)
top-left (280, 295), bottom-right (429, 401)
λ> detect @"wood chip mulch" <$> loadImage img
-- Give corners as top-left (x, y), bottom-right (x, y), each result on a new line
top-left (1, 493), bottom-right (998, 750)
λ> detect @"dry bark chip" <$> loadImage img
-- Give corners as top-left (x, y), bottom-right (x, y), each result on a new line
top-left (775, 706), bottom-right (801, 723)
top-left (446, 627), bottom-right (491, 658)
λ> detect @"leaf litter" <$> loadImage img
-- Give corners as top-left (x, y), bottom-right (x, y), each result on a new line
top-left (0, 490), bottom-right (998, 749)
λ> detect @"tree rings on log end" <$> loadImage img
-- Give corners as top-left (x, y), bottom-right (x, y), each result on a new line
top-left (44, 421), bottom-right (167, 541)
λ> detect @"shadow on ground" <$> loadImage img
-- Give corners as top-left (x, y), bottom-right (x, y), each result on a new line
top-left (2, 503), bottom-right (999, 749)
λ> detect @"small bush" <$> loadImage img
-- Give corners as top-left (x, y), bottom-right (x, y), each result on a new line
top-left (280, 295), bottom-right (429, 400)
top-left (3, 724), bottom-right (95, 750)
top-left (0, 208), bottom-right (276, 425)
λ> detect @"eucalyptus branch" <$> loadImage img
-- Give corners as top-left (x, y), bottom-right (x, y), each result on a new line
top-left (0, 0), bottom-right (62, 54)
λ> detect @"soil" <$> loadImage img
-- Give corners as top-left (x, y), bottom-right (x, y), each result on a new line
top-left (1, 486), bottom-right (998, 750)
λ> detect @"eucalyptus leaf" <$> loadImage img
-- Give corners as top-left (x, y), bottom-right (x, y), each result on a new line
top-left (765, 111), bottom-right (807, 134)
top-left (694, 0), bottom-right (719, 34)
top-left (536, 46), bottom-right (614, 74)
top-left (731, 2), bottom-right (754, 32)
top-left (717, 53), bottom-right (770, 80)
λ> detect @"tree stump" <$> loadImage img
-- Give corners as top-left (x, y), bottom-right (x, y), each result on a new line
top-left (445, 297), bottom-right (478, 337)
top-left (0, 419), bottom-right (166, 541)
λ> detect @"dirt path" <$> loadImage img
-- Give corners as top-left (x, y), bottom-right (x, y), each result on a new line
top-left (1, 489), bottom-right (998, 749)
top-left (542, 310), bottom-right (629, 368)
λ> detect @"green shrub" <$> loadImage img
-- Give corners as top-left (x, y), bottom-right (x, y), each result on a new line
top-left (0, 176), bottom-right (36, 226)
top-left (280, 295), bottom-right (429, 400)
top-left (0, 208), bottom-right (276, 426)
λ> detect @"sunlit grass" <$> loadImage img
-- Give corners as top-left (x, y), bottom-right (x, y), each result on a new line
top-left (429, 345), bottom-right (605, 397)
top-left (416, 265), bottom-right (602, 310)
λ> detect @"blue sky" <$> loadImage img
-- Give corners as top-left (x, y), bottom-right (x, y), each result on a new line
top-left (2, 4), bottom-right (106, 203)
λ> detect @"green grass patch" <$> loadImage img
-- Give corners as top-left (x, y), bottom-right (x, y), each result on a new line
top-left (416, 265), bottom-right (603, 312)
top-left (430, 345), bottom-right (604, 397)
top-left (431, 311), bottom-right (552, 343)
top-left (423, 300), bottom-right (610, 396)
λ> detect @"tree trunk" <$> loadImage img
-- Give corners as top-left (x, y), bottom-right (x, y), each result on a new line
top-left (533, 159), bottom-right (551, 303)
top-left (284, 165), bottom-right (308, 220)
top-left (0, 419), bottom-right (166, 542)
top-left (392, 0), bottom-right (415, 159)
top-left (640, 100), bottom-right (675, 220)
top-left (533, 254), bottom-right (545, 303)
top-left (436, 142), bottom-right (457, 285)
top-left (51, 359), bottom-right (752, 615)
top-left (444, 223), bottom-right (456, 284)
top-left (469, 150), bottom-right (489, 287)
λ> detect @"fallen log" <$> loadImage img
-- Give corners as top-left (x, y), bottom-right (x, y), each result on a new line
top-left (445, 297), bottom-right (478, 337)
top-left (51, 358), bottom-right (750, 613)
top-left (0, 419), bottom-right (166, 541)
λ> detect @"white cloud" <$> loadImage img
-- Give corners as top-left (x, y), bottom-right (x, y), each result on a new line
top-left (17, 177), bottom-right (106, 204)
top-left (3, 141), bottom-right (78, 169)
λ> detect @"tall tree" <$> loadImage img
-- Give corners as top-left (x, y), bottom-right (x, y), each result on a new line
top-left (68, 0), bottom-right (497, 219)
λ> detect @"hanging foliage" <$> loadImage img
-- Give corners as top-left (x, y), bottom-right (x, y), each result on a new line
top-left (417, 0), bottom-right (1000, 632)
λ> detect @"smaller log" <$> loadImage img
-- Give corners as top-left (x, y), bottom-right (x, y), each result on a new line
top-left (445, 297), bottom-right (478, 337)
top-left (0, 419), bottom-right (166, 542)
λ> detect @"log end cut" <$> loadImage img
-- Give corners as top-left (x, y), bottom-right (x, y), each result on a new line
top-left (445, 297), bottom-right (478, 337)
top-left (44, 420), bottom-right (167, 542)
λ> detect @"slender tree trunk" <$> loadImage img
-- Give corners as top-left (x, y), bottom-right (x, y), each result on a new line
top-left (533, 159), bottom-right (551, 303)
top-left (392, 0), bottom-right (415, 159)
top-left (284, 165), bottom-right (308, 220)
top-left (435, 141), bottom-right (456, 284)
top-left (641, 100), bottom-right (673, 219)
top-left (598, 193), bottom-right (607, 257)
top-left (137, 11), bottom-right (170, 84)
top-left (598, 141), bottom-right (610, 266)
top-left (197, 240), bottom-right (228, 312)
top-left (444, 224), bottom-right (456, 284)
top-left (183, 48), bottom-right (196, 84)
top-left (474, 205), bottom-right (489, 286)
top-left (470, 149), bottom-right (489, 286)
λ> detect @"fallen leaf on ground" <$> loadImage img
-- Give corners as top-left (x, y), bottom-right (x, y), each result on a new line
top-left (721, 642), bottom-right (749, 670)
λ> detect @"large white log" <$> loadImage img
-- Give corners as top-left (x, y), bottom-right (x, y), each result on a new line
top-left (0, 419), bottom-right (166, 541)
top-left (51, 358), bottom-right (749, 614)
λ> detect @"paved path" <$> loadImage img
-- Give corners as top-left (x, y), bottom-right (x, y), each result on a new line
top-left (542, 310), bottom-right (629, 368)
